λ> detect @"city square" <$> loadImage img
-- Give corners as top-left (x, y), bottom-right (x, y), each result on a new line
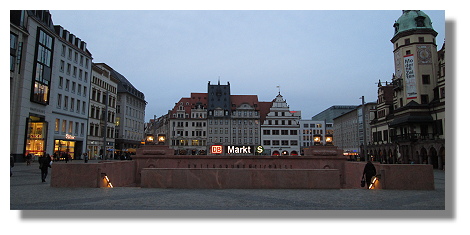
top-left (11, 161), bottom-right (446, 211)
top-left (9, 6), bottom-right (462, 234)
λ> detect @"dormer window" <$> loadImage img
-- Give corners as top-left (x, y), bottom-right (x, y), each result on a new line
top-left (415, 16), bottom-right (426, 27)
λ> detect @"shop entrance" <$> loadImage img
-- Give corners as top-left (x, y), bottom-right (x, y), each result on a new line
top-left (25, 116), bottom-right (47, 161)
top-left (54, 140), bottom-right (76, 160)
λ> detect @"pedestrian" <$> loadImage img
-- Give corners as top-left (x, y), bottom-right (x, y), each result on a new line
top-left (362, 161), bottom-right (377, 188)
top-left (26, 153), bottom-right (32, 166)
top-left (10, 154), bottom-right (14, 177)
top-left (83, 153), bottom-right (89, 163)
top-left (63, 152), bottom-right (69, 163)
top-left (39, 154), bottom-right (52, 182)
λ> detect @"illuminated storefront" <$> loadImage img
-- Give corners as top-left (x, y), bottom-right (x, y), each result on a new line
top-left (54, 139), bottom-right (76, 159)
top-left (25, 115), bottom-right (47, 159)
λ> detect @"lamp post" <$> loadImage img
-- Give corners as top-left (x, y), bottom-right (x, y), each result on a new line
top-left (361, 96), bottom-right (368, 161)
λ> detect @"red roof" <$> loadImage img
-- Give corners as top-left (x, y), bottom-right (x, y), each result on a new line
top-left (230, 95), bottom-right (259, 110)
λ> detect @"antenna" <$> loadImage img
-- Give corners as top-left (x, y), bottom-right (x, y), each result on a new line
top-left (276, 85), bottom-right (281, 94)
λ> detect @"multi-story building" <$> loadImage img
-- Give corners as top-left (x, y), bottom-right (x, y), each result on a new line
top-left (369, 10), bottom-right (445, 169)
top-left (230, 95), bottom-right (261, 147)
top-left (311, 105), bottom-right (357, 123)
top-left (87, 63), bottom-right (118, 159)
top-left (260, 93), bottom-right (301, 156)
top-left (207, 81), bottom-right (231, 148)
top-left (169, 93), bottom-right (208, 155)
top-left (333, 102), bottom-right (376, 160)
top-left (112, 69), bottom-right (147, 152)
top-left (10, 10), bottom-right (92, 161)
top-left (11, 10), bottom-right (55, 161)
top-left (50, 25), bottom-right (92, 160)
top-left (299, 120), bottom-right (329, 149)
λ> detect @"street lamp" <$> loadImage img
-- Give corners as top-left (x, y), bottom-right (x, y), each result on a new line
top-left (325, 135), bottom-right (333, 146)
top-left (157, 134), bottom-right (166, 145)
top-left (145, 134), bottom-right (155, 145)
top-left (313, 135), bottom-right (322, 145)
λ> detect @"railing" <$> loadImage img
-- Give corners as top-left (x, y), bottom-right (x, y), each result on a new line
top-left (390, 133), bottom-right (437, 142)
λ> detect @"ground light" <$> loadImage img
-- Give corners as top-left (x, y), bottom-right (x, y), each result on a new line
top-left (101, 173), bottom-right (113, 188)
top-left (369, 175), bottom-right (380, 189)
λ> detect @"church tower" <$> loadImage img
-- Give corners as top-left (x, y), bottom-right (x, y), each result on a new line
top-left (391, 10), bottom-right (439, 108)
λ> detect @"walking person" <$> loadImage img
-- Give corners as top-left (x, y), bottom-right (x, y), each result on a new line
top-left (10, 155), bottom-right (14, 177)
top-left (39, 154), bottom-right (52, 183)
top-left (26, 153), bottom-right (32, 166)
top-left (83, 153), bottom-right (89, 163)
top-left (362, 161), bottom-right (377, 189)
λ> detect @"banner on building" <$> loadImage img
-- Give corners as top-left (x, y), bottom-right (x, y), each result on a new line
top-left (404, 54), bottom-right (417, 99)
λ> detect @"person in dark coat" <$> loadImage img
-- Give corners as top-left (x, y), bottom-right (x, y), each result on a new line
top-left (10, 155), bottom-right (14, 177)
top-left (39, 154), bottom-right (52, 182)
top-left (362, 161), bottom-right (377, 188)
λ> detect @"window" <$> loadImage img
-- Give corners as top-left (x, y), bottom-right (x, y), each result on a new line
top-left (57, 94), bottom-right (62, 108)
top-left (55, 119), bottom-right (60, 132)
top-left (70, 98), bottom-right (75, 111)
top-left (75, 122), bottom-right (79, 135)
top-left (64, 96), bottom-right (68, 110)
top-left (272, 130), bottom-right (280, 135)
top-left (62, 120), bottom-right (66, 133)
top-left (58, 60), bottom-right (64, 73)
top-left (10, 33), bottom-right (18, 71)
top-left (405, 38), bottom-right (410, 45)
top-left (68, 121), bottom-right (73, 133)
top-left (61, 45), bottom-right (66, 57)
top-left (421, 95), bottom-right (429, 104)
top-left (31, 29), bottom-right (53, 104)
top-left (422, 75), bottom-right (430, 84)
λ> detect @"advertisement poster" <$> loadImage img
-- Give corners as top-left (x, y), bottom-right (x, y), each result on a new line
top-left (404, 54), bottom-right (417, 99)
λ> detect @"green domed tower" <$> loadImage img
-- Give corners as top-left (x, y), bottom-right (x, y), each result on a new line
top-left (391, 10), bottom-right (439, 107)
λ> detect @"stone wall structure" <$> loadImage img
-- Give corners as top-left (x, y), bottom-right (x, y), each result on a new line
top-left (51, 145), bottom-right (435, 190)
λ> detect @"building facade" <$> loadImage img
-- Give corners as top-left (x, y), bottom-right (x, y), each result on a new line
top-left (311, 105), bottom-right (357, 123)
top-left (112, 69), bottom-right (147, 152)
top-left (260, 93), bottom-right (301, 156)
top-left (333, 103), bottom-right (376, 160)
top-left (207, 81), bottom-right (231, 148)
top-left (50, 25), bottom-right (92, 160)
top-left (10, 10), bottom-right (92, 161)
top-left (87, 63), bottom-right (118, 159)
top-left (169, 93), bottom-right (208, 155)
top-left (369, 10), bottom-right (445, 169)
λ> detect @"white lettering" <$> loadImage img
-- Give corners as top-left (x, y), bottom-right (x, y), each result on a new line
top-left (227, 146), bottom-right (252, 154)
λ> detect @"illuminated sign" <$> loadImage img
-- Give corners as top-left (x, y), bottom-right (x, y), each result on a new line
top-left (65, 134), bottom-right (75, 140)
top-left (211, 145), bottom-right (223, 154)
top-left (211, 145), bottom-right (265, 155)
top-left (227, 145), bottom-right (252, 154)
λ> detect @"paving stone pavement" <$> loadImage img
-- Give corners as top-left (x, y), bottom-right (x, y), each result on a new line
top-left (10, 161), bottom-right (447, 214)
